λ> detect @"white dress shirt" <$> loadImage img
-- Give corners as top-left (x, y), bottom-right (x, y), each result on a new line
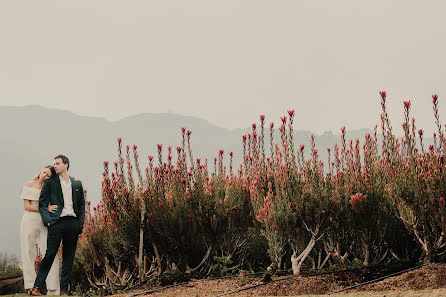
top-left (59, 176), bottom-right (76, 218)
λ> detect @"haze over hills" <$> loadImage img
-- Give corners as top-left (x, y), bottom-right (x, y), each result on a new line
top-left (0, 105), bottom-right (432, 258)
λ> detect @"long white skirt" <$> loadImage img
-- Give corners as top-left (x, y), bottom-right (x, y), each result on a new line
top-left (20, 211), bottom-right (60, 292)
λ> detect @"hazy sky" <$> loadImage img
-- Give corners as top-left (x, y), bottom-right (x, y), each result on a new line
top-left (0, 0), bottom-right (445, 135)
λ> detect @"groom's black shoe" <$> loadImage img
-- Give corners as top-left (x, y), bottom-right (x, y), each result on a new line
top-left (29, 287), bottom-right (43, 296)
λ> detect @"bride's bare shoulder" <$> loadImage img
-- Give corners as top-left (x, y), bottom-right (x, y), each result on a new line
top-left (24, 181), bottom-right (34, 187)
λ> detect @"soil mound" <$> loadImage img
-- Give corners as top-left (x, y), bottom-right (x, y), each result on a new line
top-left (356, 263), bottom-right (446, 292)
top-left (118, 263), bottom-right (446, 297)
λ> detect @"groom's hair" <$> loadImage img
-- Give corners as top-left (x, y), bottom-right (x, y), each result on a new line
top-left (54, 154), bottom-right (70, 170)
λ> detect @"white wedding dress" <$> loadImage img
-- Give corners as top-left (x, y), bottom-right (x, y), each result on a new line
top-left (20, 186), bottom-right (60, 294)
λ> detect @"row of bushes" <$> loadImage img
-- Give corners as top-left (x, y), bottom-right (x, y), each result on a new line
top-left (73, 92), bottom-right (446, 293)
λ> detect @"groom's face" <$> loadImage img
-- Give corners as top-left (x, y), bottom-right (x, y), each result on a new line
top-left (54, 158), bottom-right (68, 174)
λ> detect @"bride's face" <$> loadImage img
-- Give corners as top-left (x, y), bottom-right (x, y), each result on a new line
top-left (39, 168), bottom-right (52, 181)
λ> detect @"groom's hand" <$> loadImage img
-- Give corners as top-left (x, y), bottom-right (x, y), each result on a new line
top-left (48, 203), bottom-right (58, 213)
top-left (77, 222), bottom-right (83, 235)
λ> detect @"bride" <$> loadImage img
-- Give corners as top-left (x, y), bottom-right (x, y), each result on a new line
top-left (20, 166), bottom-right (60, 295)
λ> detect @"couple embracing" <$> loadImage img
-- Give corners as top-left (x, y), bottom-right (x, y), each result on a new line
top-left (20, 154), bottom-right (85, 296)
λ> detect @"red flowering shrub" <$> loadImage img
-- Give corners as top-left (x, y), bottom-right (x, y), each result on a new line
top-left (75, 91), bottom-right (445, 292)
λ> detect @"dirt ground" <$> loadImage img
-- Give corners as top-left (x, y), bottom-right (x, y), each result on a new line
top-left (115, 263), bottom-right (446, 297)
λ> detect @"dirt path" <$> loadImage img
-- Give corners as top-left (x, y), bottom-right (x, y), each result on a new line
top-left (114, 263), bottom-right (446, 297)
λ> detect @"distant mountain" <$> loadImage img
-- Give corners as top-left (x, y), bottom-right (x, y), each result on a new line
top-left (0, 105), bottom-right (431, 258)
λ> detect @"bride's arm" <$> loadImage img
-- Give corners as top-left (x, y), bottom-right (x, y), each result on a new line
top-left (23, 199), bottom-right (57, 213)
top-left (23, 199), bottom-right (38, 212)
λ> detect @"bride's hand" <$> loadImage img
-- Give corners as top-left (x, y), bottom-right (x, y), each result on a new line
top-left (48, 204), bottom-right (58, 213)
top-left (74, 177), bottom-right (81, 182)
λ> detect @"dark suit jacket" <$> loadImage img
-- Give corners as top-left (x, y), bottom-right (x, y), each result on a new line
top-left (38, 175), bottom-right (86, 234)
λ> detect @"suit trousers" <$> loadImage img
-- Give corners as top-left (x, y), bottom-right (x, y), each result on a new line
top-left (34, 216), bottom-right (79, 292)
top-left (20, 211), bottom-right (60, 292)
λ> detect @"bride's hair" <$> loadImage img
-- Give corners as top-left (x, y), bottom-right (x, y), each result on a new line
top-left (32, 165), bottom-right (54, 181)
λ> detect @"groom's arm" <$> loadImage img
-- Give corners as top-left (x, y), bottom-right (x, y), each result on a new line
top-left (78, 182), bottom-right (86, 234)
top-left (39, 180), bottom-right (51, 227)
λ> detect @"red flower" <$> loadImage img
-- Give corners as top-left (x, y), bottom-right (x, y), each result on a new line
top-left (148, 156), bottom-right (153, 161)
top-left (349, 193), bottom-right (367, 213)
top-left (379, 91), bottom-right (386, 100)
top-left (177, 147), bottom-right (182, 153)
top-left (288, 109), bottom-right (295, 117)
top-left (187, 130), bottom-right (192, 136)
top-left (418, 129), bottom-right (423, 136)
top-left (270, 122), bottom-right (274, 128)
top-left (260, 115), bottom-right (265, 121)
top-left (252, 123), bottom-right (256, 129)
top-left (229, 152), bottom-right (233, 157)
top-left (433, 94), bottom-right (439, 104)
top-left (440, 197), bottom-right (445, 208)
top-left (133, 145), bottom-right (138, 150)
top-left (157, 144), bottom-right (162, 150)
top-left (117, 137), bottom-right (122, 144)
top-left (104, 161), bottom-right (109, 166)
top-left (403, 100), bottom-right (411, 109)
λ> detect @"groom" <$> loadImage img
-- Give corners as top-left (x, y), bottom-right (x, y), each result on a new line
top-left (31, 154), bottom-right (85, 296)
